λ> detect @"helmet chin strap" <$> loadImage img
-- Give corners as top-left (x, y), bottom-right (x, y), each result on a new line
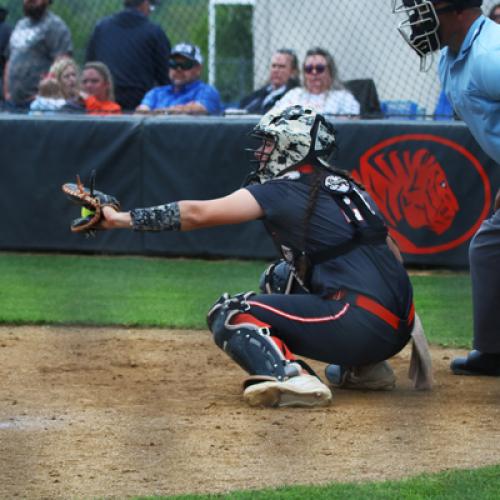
top-left (301, 114), bottom-right (337, 168)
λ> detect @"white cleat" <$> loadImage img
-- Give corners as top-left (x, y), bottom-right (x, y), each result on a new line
top-left (243, 374), bottom-right (332, 408)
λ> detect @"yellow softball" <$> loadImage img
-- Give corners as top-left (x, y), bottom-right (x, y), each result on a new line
top-left (81, 207), bottom-right (95, 218)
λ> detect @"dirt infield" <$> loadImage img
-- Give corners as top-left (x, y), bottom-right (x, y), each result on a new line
top-left (1, 325), bottom-right (499, 499)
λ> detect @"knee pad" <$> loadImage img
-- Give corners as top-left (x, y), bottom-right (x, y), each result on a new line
top-left (207, 292), bottom-right (300, 381)
top-left (259, 260), bottom-right (309, 294)
top-left (206, 291), bottom-right (255, 335)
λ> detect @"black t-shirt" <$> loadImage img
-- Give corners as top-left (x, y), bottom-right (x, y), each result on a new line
top-left (245, 169), bottom-right (413, 317)
top-left (86, 9), bottom-right (171, 110)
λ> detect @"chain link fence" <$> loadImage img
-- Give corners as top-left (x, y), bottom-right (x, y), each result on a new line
top-left (2, 0), bottom-right (498, 116)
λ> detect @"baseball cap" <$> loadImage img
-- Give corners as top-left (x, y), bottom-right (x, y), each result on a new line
top-left (170, 43), bottom-right (203, 65)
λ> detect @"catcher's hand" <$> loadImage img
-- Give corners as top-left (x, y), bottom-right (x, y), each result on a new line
top-left (61, 171), bottom-right (120, 234)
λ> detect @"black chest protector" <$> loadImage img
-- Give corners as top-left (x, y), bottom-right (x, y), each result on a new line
top-left (307, 172), bottom-right (388, 265)
top-left (276, 171), bottom-right (388, 272)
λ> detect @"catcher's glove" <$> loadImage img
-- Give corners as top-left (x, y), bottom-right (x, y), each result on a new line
top-left (62, 171), bottom-right (120, 234)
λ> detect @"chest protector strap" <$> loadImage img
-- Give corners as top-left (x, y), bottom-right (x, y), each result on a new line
top-left (308, 173), bottom-right (388, 265)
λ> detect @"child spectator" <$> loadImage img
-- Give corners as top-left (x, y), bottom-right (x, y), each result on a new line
top-left (29, 75), bottom-right (66, 114)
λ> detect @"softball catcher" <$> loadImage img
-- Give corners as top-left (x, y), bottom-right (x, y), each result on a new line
top-left (62, 105), bottom-right (425, 408)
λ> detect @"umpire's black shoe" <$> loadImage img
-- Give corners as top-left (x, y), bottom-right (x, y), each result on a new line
top-left (450, 350), bottom-right (500, 376)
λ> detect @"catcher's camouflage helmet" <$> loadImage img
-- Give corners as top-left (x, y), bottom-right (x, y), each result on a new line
top-left (247, 105), bottom-right (336, 184)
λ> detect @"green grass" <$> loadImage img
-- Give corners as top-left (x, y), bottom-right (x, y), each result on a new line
top-left (0, 253), bottom-right (263, 328)
top-left (411, 272), bottom-right (472, 348)
top-left (136, 464), bottom-right (500, 499)
top-left (0, 252), bottom-right (472, 347)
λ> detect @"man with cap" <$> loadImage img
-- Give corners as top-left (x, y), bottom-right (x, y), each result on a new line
top-left (3, 0), bottom-right (72, 111)
top-left (86, 0), bottom-right (171, 111)
top-left (136, 42), bottom-right (222, 115)
top-left (393, 0), bottom-right (500, 376)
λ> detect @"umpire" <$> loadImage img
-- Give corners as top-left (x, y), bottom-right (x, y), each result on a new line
top-left (394, 0), bottom-right (500, 376)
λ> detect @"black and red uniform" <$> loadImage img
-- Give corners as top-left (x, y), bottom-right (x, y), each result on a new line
top-left (242, 167), bottom-right (414, 366)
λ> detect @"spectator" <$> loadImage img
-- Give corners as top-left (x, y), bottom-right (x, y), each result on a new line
top-left (0, 6), bottom-right (12, 104)
top-left (49, 56), bottom-right (80, 101)
top-left (272, 47), bottom-right (360, 116)
top-left (29, 75), bottom-right (65, 114)
top-left (47, 56), bottom-right (89, 113)
top-left (86, 0), bottom-right (171, 112)
top-left (239, 49), bottom-right (300, 114)
top-left (81, 62), bottom-right (121, 115)
top-left (3, 0), bottom-right (72, 111)
top-left (136, 42), bottom-right (222, 115)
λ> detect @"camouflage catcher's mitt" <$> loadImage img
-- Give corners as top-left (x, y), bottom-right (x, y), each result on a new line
top-left (62, 172), bottom-right (120, 234)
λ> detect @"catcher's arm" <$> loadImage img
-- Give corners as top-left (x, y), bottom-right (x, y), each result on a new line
top-left (100, 189), bottom-right (263, 231)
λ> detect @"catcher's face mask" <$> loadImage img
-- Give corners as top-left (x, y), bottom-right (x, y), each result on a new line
top-left (243, 105), bottom-right (337, 185)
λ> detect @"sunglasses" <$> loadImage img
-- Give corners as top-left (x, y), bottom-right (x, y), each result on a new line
top-left (304, 64), bottom-right (327, 75)
top-left (169, 59), bottom-right (196, 70)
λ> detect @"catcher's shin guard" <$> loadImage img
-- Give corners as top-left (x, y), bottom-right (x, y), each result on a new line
top-left (207, 292), bottom-right (299, 381)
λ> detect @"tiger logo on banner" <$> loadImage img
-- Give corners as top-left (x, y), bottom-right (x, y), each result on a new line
top-left (353, 134), bottom-right (492, 255)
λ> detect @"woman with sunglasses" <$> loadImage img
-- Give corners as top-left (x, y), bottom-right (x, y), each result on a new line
top-left (272, 47), bottom-right (360, 117)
